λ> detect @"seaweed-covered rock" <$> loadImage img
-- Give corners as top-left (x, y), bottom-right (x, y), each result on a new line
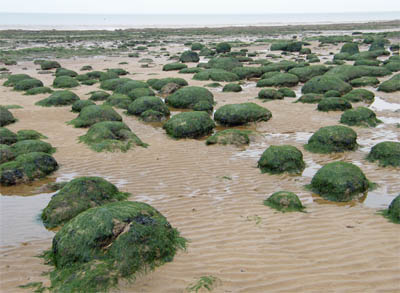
top-left (342, 89), bottom-right (374, 103)
top-left (193, 69), bottom-right (239, 82)
top-left (302, 75), bottom-right (352, 95)
top-left (256, 73), bottom-right (299, 87)
top-left (381, 195), bottom-right (400, 224)
top-left (40, 61), bottom-right (61, 70)
top-left (304, 125), bottom-right (358, 153)
top-left (71, 100), bottom-right (96, 112)
top-left (324, 90), bottom-right (341, 98)
top-left (55, 68), bottom-right (78, 77)
top-left (0, 144), bottom-right (15, 164)
top-left (140, 110), bottom-right (166, 122)
top-left (89, 91), bottom-right (110, 101)
top-left (127, 96), bottom-right (170, 116)
top-left (36, 90), bottom-right (80, 107)
top-left (115, 80), bottom-right (149, 94)
top-left (11, 140), bottom-right (55, 156)
top-left (366, 141), bottom-right (400, 167)
top-left (179, 67), bottom-right (203, 74)
top-left (378, 74), bottom-right (400, 92)
top-left (165, 86), bottom-right (214, 109)
top-left (104, 94), bottom-right (132, 109)
top-left (278, 88), bottom-right (296, 98)
top-left (79, 121), bottom-right (147, 152)
top-left (208, 57), bottom-right (242, 71)
top-left (264, 191), bottom-right (305, 212)
top-left (14, 78), bottom-right (43, 91)
top-left (340, 107), bottom-right (382, 127)
top-left (25, 86), bottom-right (53, 95)
top-left (231, 67), bottom-right (263, 79)
top-left (163, 111), bottom-right (215, 138)
top-left (288, 65), bottom-right (329, 82)
top-left (349, 76), bottom-right (380, 87)
top-left (43, 201), bottom-right (186, 292)
top-left (317, 98), bottom-right (352, 112)
top-left (258, 145), bottom-right (305, 174)
top-left (180, 51), bottom-right (200, 63)
top-left (3, 74), bottom-right (32, 87)
top-left (41, 177), bottom-right (129, 228)
top-left (127, 88), bottom-right (155, 100)
top-left (214, 103), bottom-right (272, 126)
top-left (326, 65), bottom-right (391, 81)
top-left (309, 161), bottom-right (372, 202)
top-left (340, 42), bottom-right (359, 55)
top-left (69, 105), bottom-right (122, 128)
top-left (192, 101), bottom-right (213, 112)
top-left (191, 43), bottom-right (205, 51)
top-left (0, 152), bottom-right (58, 186)
top-left (160, 83), bottom-right (181, 95)
top-left (216, 42), bottom-right (231, 53)
top-left (107, 68), bottom-right (128, 76)
top-left (16, 129), bottom-right (47, 141)
top-left (0, 106), bottom-right (16, 127)
top-left (100, 78), bottom-right (130, 91)
top-left (296, 93), bottom-right (323, 104)
top-left (162, 63), bottom-right (188, 71)
top-left (258, 89), bottom-right (284, 100)
top-left (151, 78), bottom-right (188, 91)
top-left (0, 127), bottom-right (17, 145)
top-left (206, 129), bottom-right (250, 146)
top-left (222, 83), bottom-right (242, 92)
top-left (354, 59), bottom-right (381, 66)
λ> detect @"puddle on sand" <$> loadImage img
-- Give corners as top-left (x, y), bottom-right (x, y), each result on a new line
top-left (358, 129), bottom-right (399, 152)
top-left (369, 96), bottom-right (400, 111)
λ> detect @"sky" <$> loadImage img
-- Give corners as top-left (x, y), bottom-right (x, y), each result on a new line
top-left (1, 0), bottom-right (400, 14)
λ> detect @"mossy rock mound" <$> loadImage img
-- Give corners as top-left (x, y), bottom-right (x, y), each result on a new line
top-left (324, 90), bottom-right (341, 98)
top-left (89, 91), bottom-right (110, 101)
top-left (192, 101), bottom-right (213, 112)
top-left (36, 90), bottom-right (80, 107)
top-left (100, 78), bottom-right (130, 91)
top-left (305, 125), bottom-right (358, 153)
top-left (193, 69), bottom-right (239, 82)
top-left (25, 86), bottom-right (53, 95)
top-left (278, 88), bottom-right (296, 98)
top-left (14, 78), bottom-right (44, 91)
top-left (222, 83), bottom-right (242, 92)
top-left (309, 161), bottom-right (372, 202)
top-left (104, 94), bottom-right (132, 109)
top-left (257, 73), bottom-right (299, 87)
top-left (0, 152), bottom-right (58, 186)
top-left (191, 43), bottom-right (205, 51)
top-left (163, 111), bottom-right (215, 139)
top-left (214, 103), bottom-right (272, 126)
top-left (258, 145), bottom-right (305, 174)
top-left (231, 67), bottom-right (263, 79)
top-left (0, 144), bottom-right (15, 164)
top-left (216, 42), bottom-right (231, 53)
top-left (326, 65), bottom-right (391, 81)
top-left (378, 74), bottom-right (400, 92)
top-left (140, 110), bottom-right (166, 122)
top-left (3, 74), bottom-right (32, 87)
top-left (302, 75), bottom-right (352, 95)
top-left (317, 98), bottom-right (352, 112)
top-left (349, 76), bottom-right (380, 87)
top-left (43, 201), bottom-right (186, 292)
top-left (208, 57), bottom-right (242, 71)
top-left (264, 191), bottom-right (305, 212)
top-left (128, 88), bottom-right (155, 100)
top-left (0, 127), bottom-right (17, 145)
top-left (340, 42), bottom-right (360, 55)
top-left (366, 141), bottom-right (400, 167)
top-left (258, 89), bottom-right (284, 100)
top-left (340, 107), bottom-right (382, 127)
top-left (165, 86), bottom-right (214, 109)
top-left (41, 177), bottom-right (130, 228)
top-left (0, 106), bottom-right (16, 127)
top-left (71, 100), bottom-right (96, 112)
top-left (107, 68), bottom-right (128, 76)
top-left (163, 63), bottom-right (188, 71)
top-left (354, 59), bottom-right (381, 66)
top-left (179, 67), bottom-right (202, 74)
top-left (381, 195), bottom-right (400, 224)
top-left (79, 121), bottom-right (147, 152)
top-left (206, 129), bottom-right (250, 146)
top-left (180, 51), bottom-right (200, 63)
top-left (16, 129), bottom-right (47, 141)
top-left (127, 96), bottom-right (170, 116)
top-left (69, 105), bottom-right (122, 128)
top-left (115, 80), bottom-right (149, 95)
top-left (55, 68), bottom-right (78, 77)
top-left (288, 65), bottom-right (329, 82)
top-left (342, 89), bottom-right (374, 103)
top-left (40, 61), bottom-right (61, 70)
top-left (151, 78), bottom-right (188, 91)
top-left (11, 140), bottom-right (55, 156)
top-left (296, 93), bottom-right (323, 104)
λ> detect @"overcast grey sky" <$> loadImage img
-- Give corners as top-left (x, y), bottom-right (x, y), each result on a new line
top-left (1, 0), bottom-right (400, 14)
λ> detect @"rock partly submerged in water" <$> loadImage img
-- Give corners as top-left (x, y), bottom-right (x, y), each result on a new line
top-left (317, 98), bottom-right (352, 112)
top-left (163, 111), bottom-right (215, 139)
top-left (258, 145), bottom-right (305, 175)
top-left (366, 141), bottom-right (400, 167)
top-left (165, 86), bottom-right (214, 109)
top-left (214, 103), bottom-right (272, 126)
top-left (206, 129), bottom-right (251, 146)
top-left (340, 107), bottom-right (382, 127)
top-left (69, 105), bottom-right (122, 128)
top-left (264, 191), bottom-right (305, 212)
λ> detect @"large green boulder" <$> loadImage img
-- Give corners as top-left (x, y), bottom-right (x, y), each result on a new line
top-left (214, 103), bottom-right (272, 126)
top-left (258, 89), bottom-right (284, 100)
top-left (317, 98), bottom-right (352, 112)
top-left (165, 86), bottom-right (214, 109)
top-left (16, 129), bottom-right (47, 141)
top-left (205, 129), bottom-right (250, 146)
top-left (191, 43), bottom-right (205, 51)
top-left (163, 111), bottom-right (215, 139)
top-left (40, 60), bottom-right (61, 70)
top-left (231, 67), bottom-right (263, 79)
top-left (71, 100), bottom-right (96, 112)
top-left (305, 125), bottom-right (358, 153)
top-left (302, 75), bottom-right (352, 95)
top-left (115, 80), bottom-right (148, 95)
top-left (55, 68), bottom-right (78, 77)
top-left (43, 201), bottom-right (186, 292)
top-left (36, 90), bottom-right (80, 107)
top-left (366, 141), bottom-right (400, 167)
top-left (127, 96), bottom-right (170, 116)
top-left (193, 69), bottom-right (239, 82)
top-left (309, 161), bottom-right (372, 202)
top-left (296, 93), bottom-right (323, 104)
top-left (14, 78), bottom-right (43, 91)
top-left (25, 86), bottom-right (53, 95)
top-left (41, 177), bottom-right (130, 228)
top-left (278, 88), bottom-right (296, 98)
top-left (104, 94), bottom-right (132, 109)
top-left (264, 191), bottom-right (305, 212)
top-left (100, 78), bottom-right (130, 91)
top-left (216, 42), bottom-right (231, 53)
top-left (151, 78), bottom-right (188, 91)
top-left (326, 65), bottom-right (391, 81)
top-left (222, 83), bottom-right (242, 92)
top-left (340, 107), bottom-right (381, 127)
top-left (11, 140), bottom-right (55, 156)
top-left (0, 106), bottom-right (16, 127)
top-left (256, 73), bottom-right (299, 87)
top-left (3, 74), bottom-right (32, 87)
top-left (180, 51), bottom-right (200, 63)
top-left (340, 42), bottom-right (360, 55)
top-left (288, 65), bottom-right (329, 82)
top-left (0, 127), bottom-right (17, 145)
top-left (349, 76), bottom-right (380, 87)
top-left (89, 91), bottom-right (110, 101)
top-left (258, 145), bottom-right (305, 174)
top-left (342, 89), bottom-right (374, 103)
top-left (53, 76), bottom-right (79, 88)
top-left (381, 195), bottom-right (400, 224)
top-left (378, 74), bottom-right (400, 92)
top-left (127, 88), bottom-right (155, 100)
top-left (0, 144), bottom-right (15, 164)
top-left (69, 105), bottom-right (122, 128)
top-left (207, 57), bottom-right (242, 71)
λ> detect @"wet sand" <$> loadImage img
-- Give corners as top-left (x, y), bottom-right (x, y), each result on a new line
top-left (0, 38), bottom-right (400, 292)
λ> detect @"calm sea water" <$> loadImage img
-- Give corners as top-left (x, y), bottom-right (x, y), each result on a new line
top-left (0, 12), bottom-right (399, 30)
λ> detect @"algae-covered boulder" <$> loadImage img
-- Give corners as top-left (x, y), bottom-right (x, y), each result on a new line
top-left (55, 68), bottom-right (78, 77)
top-left (340, 42), bottom-right (360, 55)
top-left (193, 69), bottom-right (239, 82)
top-left (309, 161), bottom-right (372, 202)
top-left (302, 75), bottom-right (352, 95)
top-left (127, 87), bottom-right (155, 100)
top-left (340, 107), bottom-right (381, 127)
top-left (0, 106), bottom-right (16, 127)
top-left (304, 125), bottom-right (358, 153)
top-left (0, 152), bottom-right (58, 186)
top-left (342, 89), bottom-right (374, 103)
top-left (43, 201), bottom-right (186, 292)
top-left (381, 195), bottom-right (400, 224)
top-left (165, 86), bottom-right (214, 109)
top-left (264, 191), bottom-right (305, 212)
top-left (160, 83), bottom-right (181, 95)
top-left (231, 67), bottom-right (263, 79)
top-left (140, 110), bottom-right (166, 122)
top-left (79, 121), bottom-right (147, 152)
top-left (71, 100), bottom-right (96, 112)
top-left (14, 78), bottom-right (44, 91)
top-left (163, 62), bottom-right (188, 71)
top-left (0, 144), bottom-right (15, 164)
top-left (16, 129), bottom-right (47, 141)
top-left (296, 93), bottom-right (323, 104)
top-left (214, 103), bottom-right (272, 126)
top-left (378, 74), bottom-right (400, 92)
top-left (191, 43), bottom-right (205, 51)
top-left (114, 80), bottom-right (149, 95)
top-left (349, 76), bottom-right (380, 87)
top-left (0, 127), bottom-right (17, 145)
top-left (36, 90), bottom-right (80, 107)
top-left (25, 86), bottom-right (53, 95)
top-left (89, 91), bottom-right (110, 101)
top-left (180, 51), bottom-right (200, 63)
top-left (3, 74), bottom-right (32, 87)
top-left (104, 94), bottom-right (132, 109)
top-left (257, 73), bottom-right (299, 87)
top-left (11, 140), bottom-right (55, 156)
top-left (100, 78), bottom-right (130, 91)
top-left (208, 57), bottom-right (242, 71)
top-left (317, 98), bottom-right (352, 112)
top-left (324, 90), bottom-right (341, 98)
top-left (366, 141), bottom-right (400, 167)
top-left (258, 145), bottom-right (305, 174)
top-left (258, 89), bottom-right (284, 100)
top-left (127, 96), bottom-right (170, 116)
top-left (179, 67), bottom-right (202, 74)
top-left (163, 111), bottom-right (215, 139)
top-left (151, 78), bottom-right (188, 91)
top-left (288, 65), bottom-right (329, 82)
top-left (69, 105), bottom-right (122, 128)
top-left (278, 88), bottom-right (296, 98)
top-left (216, 42), bottom-right (231, 53)
top-left (41, 177), bottom-right (130, 228)
top-left (53, 76), bottom-right (79, 88)
top-left (40, 60), bottom-right (61, 70)
top-left (193, 101), bottom-right (213, 112)
top-left (326, 65), bottom-right (391, 81)
top-left (205, 129), bottom-right (250, 146)
top-left (222, 83), bottom-right (242, 92)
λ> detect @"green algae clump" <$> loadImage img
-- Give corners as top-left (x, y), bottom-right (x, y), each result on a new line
top-left (41, 177), bottom-right (130, 228)
top-left (296, 93), bottom-right (323, 104)
top-left (16, 129), bottom-right (47, 141)
top-left (206, 129), bottom-right (250, 146)
top-left (264, 191), bottom-right (305, 212)
top-left (214, 103), bottom-right (272, 126)
top-left (3, 74), bottom-right (32, 87)
top-left (302, 75), bottom-right (352, 95)
top-left (163, 111), bottom-right (215, 139)
top-left (25, 86), bottom-right (53, 95)
top-left (165, 86), bottom-right (214, 109)
top-left (0, 144), bottom-right (15, 164)
top-left (256, 73), bottom-right (299, 87)
top-left (378, 74), bottom-right (400, 93)
top-left (342, 89), bottom-right (374, 103)
top-left (216, 42), bottom-right (231, 53)
top-left (127, 96), bottom-right (170, 116)
top-left (69, 105), bottom-right (122, 128)
top-left (40, 60), bottom-right (61, 70)
top-left (258, 145), bottom-right (305, 174)
top-left (71, 100), bottom-right (96, 113)
top-left (163, 63), bottom-right (188, 71)
top-left (89, 91), bottom-right (110, 101)
top-left (366, 141), bottom-right (400, 167)
top-left (340, 107), bottom-right (382, 127)
top-left (180, 51), bottom-right (200, 63)
top-left (53, 76), bottom-right (79, 88)
top-left (317, 98), bottom-right (352, 112)
top-left (11, 140), bottom-right (55, 156)
top-left (258, 89), bottom-right (284, 100)
top-left (36, 90), bottom-right (80, 107)
top-left (0, 106), bottom-right (16, 127)
top-left (0, 127), bottom-right (17, 145)
top-left (381, 195), bottom-right (400, 224)
top-left (14, 78), bottom-right (43, 91)
top-left (222, 83), bottom-right (242, 92)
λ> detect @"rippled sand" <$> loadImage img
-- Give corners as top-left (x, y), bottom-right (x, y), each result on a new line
top-left (1, 40), bottom-right (399, 292)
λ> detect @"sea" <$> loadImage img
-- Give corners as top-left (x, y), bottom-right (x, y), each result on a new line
top-left (0, 11), bottom-right (399, 30)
